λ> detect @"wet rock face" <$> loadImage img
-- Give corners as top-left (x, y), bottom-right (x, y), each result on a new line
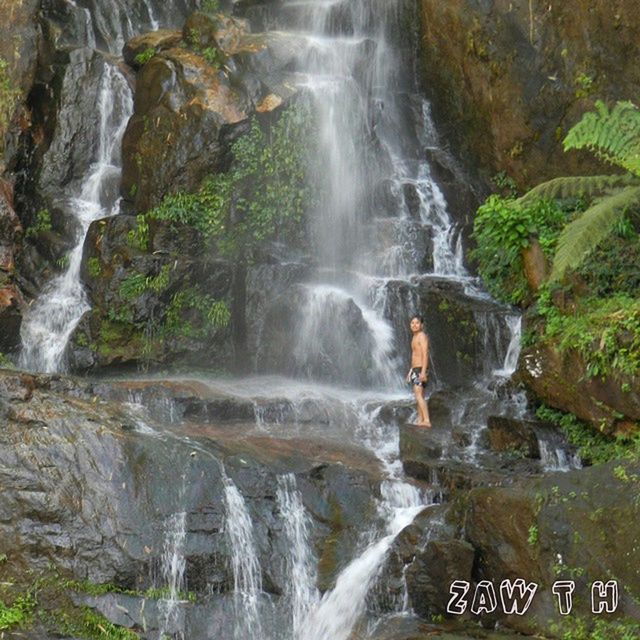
top-left (66, 213), bottom-right (234, 372)
top-left (121, 47), bottom-right (249, 213)
top-left (518, 342), bottom-right (640, 435)
top-left (0, 369), bottom-right (382, 601)
top-left (120, 12), bottom-right (302, 214)
top-left (0, 179), bottom-right (24, 352)
top-left (419, 0), bottom-right (640, 188)
top-left (462, 462), bottom-right (640, 634)
top-left (257, 284), bottom-right (382, 386)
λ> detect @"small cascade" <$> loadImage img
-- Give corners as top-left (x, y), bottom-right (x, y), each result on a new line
top-left (19, 60), bottom-right (133, 372)
top-left (493, 314), bottom-right (522, 377)
top-left (536, 425), bottom-right (582, 472)
top-left (223, 475), bottom-right (264, 640)
top-left (157, 511), bottom-right (188, 640)
top-left (290, 284), bottom-right (399, 388)
top-left (276, 474), bottom-right (319, 639)
top-left (303, 480), bottom-right (426, 640)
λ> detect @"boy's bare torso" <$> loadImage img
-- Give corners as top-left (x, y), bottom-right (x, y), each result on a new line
top-left (411, 332), bottom-right (428, 368)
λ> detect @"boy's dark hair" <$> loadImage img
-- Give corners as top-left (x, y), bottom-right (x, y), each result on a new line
top-left (410, 315), bottom-right (424, 324)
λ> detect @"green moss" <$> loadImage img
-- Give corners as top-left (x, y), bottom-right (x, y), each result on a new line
top-left (0, 592), bottom-right (35, 631)
top-left (536, 289), bottom-right (640, 380)
top-left (24, 208), bottom-right (53, 239)
top-left (549, 616), bottom-right (640, 640)
top-left (536, 404), bottom-right (640, 464)
top-left (45, 607), bottom-right (140, 640)
top-left (134, 47), bottom-right (156, 66)
top-left (0, 57), bottom-right (20, 141)
top-left (87, 257), bottom-right (102, 278)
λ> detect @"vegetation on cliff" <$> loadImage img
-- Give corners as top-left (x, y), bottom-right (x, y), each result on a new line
top-left (473, 100), bottom-right (640, 440)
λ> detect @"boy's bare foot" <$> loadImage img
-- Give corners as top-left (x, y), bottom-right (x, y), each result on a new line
top-left (417, 421), bottom-right (432, 428)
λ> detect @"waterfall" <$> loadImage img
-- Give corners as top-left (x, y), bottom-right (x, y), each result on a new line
top-left (493, 315), bottom-right (522, 377)
top-left (276, 474), bottom-right (319, 639)
top-left (223, 475), bottom-right (264, 640)
top-left (302, 481), bottom-right (425, 640)
top-left (157, 511), bottom-right (188, 640)
top-left (19, 60), bottom-right (133, 372)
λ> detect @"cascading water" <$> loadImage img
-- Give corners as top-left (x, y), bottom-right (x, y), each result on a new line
top-left (157, 511), bottom-right (188, 640)
top-left (222, 474), bottom-right (264, 640)
top-left (19, 61), bottom-right (133, 372)
top-left (276, 474), bottom-right (319, 639)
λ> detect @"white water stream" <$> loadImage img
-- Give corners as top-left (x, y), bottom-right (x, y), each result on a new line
top-left (19, 60), bottom-right (133, 372)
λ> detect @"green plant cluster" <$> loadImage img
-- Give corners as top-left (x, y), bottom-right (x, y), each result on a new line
top-left (471, 195), bottom-right (567, 304)
top-left (119, 264), bottom-right (172, 300)
top-left (164, 287), bottom-right (231, 339)
top-left (536, 405), bottom-right (640, 464)
top-left (24, 208), bottom-right (52, 239)
top-left (134, 47), bottom-right (156, 66)
top-left (549, 615), bottom-right (640, 640)
top-left (46, 607), bottom-right (140, 640)
top-left (536, 288), bottom-right (640, 380)
top-left (139, 103), bottom-right (314, 257)
top-left (0, 592), bottom-right (35, 631)
top-left (187, 28), bottom-right (225, 69)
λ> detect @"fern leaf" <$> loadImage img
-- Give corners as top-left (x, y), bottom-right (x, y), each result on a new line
top-left (549, 185), bottom-right (640, 281)
top-left (563, 100), bottom-right (640, 177)
top-left (516, 174), bottom-right (640, 206)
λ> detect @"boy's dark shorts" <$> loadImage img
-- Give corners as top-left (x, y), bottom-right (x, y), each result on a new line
top-left (410, 367), bottom-right (427, 388)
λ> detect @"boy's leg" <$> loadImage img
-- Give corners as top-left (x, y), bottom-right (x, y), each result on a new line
top-left (413, 384), bottom-right (431, 426)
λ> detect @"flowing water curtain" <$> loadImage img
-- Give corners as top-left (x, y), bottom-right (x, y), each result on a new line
top-left (19, 59), bottom-right (134, 372)
top-left (276, 474), bottom-right (319, 639)
top-left (222, 475), bottom-right (264, 639)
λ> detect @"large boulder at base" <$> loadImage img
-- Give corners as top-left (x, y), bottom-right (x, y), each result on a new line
top-left (519, 342), bottom-right (640, 436)
top-left (460, 461), bottom-right (640, 634)
top-left (419, 0), bottom-right (640, 188)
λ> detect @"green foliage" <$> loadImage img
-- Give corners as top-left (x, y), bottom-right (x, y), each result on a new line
top-left (574, 72), bottom-right (595, 99)
top-left (0, 351), bottom-right (15, 368)
top-left (577, 220), bottom-right (640, 297)
top-left (164, 287), bottom-right (230, 339)
top-left (504, 100), bottom-right (640, 282)
top-left (536, 404), bottom-right (640, 464)
top-left (0, 57), bottom-right (20, 138)
top-left (202, 46), bottom-right (223, 67)
top-left (47, 607), bottom-right (139, 640)
top-left (549, 185), bottom-right (640, 282)
top-left (516, 174), bottom-right (640, 206)
top-left (564, 100), bottom-right (640, 177)
top-left (491, 170), bottom-right (519, 196)
top-left (145, 103), bottom-right (314, 257)
top-left (119, 264), bottom-right (171, 300)
top-left (134, 47), bottom-right (156, 66)
top-left (0, 592), bottom-right (35, 631)
top-left (536, 288), bottom-right (640, 379)
top-left (24, 208), bottom-right (52, 239)
top-left (202, 0), bottom-right (220, 12)
top-left (550, 616), bottom-right (640, 640)
top-left (527, 524), bottom-right (539, 546)
top-left (471, 195), bottom-right (566, 304)
top-left (127, 214), bottom-right (150, 251)
top-left (87, 257), bottom-right (102, 278)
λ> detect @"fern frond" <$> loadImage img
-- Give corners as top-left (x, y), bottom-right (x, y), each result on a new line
top-left (564, 100), bottom-right (640, 177)
top-left (516, 174), bottom-right (640, 206)
top-left (549, 185), bottom-right (640, 281)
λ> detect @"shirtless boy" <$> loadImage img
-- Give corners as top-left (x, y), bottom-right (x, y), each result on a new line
top-left (405, 315), bottom-right (431, 427)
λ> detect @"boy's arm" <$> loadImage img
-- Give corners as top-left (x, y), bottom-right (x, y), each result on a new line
top-left (420, 335), bottom-right (429, 378)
